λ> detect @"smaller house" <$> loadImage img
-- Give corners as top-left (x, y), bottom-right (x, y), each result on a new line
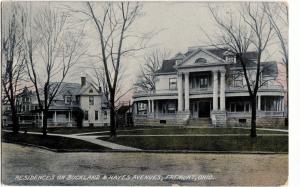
top-left (3, 77), bottom-right (110, 128)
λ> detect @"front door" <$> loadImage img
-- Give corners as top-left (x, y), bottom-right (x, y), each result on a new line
top-left (198, 101), bottom-right (211, 117)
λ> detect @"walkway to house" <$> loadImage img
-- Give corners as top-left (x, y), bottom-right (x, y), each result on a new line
top-left (2, 130), bottom-right (141, 151)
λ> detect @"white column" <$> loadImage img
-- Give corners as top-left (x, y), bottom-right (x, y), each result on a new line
top-left (68, 111), bottom-right (71, 122)
top-left (133, 102), bottom-right (137, 114)
top-left (177, 73), bottom-right (183, 111)
top-left (148, 100), bottom-right (151, 113)
top-left (220, 70), bottom-right (226, 111)
top-left (213, 70), bottom-right (219, 111)
top-left (257, 95), bottom-right (261, 111)
top-left (184, 72), bottom-right (190, 111)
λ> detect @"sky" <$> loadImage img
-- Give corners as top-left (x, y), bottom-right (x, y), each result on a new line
top-left (2, 1), bottom-right (287, 102)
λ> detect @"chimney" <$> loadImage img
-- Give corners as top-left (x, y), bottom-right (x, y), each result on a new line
top-left (81, 77), bottom-right (86, 87)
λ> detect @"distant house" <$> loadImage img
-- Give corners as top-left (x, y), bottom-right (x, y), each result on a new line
top-left (132, 46), bottom-right (286, 127)
top-left (2, 77), bottom-right (110, 128)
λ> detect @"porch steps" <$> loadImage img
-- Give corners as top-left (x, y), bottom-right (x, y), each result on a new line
top-left (188, 118), bottom-right (211, 127)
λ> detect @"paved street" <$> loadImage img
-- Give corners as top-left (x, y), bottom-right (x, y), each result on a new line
top-left (2, 143), bottom-right (288, 186)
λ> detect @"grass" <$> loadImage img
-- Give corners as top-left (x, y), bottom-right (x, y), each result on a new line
top-left (99, 135), bottom-right (288, 152)
top-left (2, 131), bottom-right (109, 151)
top-left (84, 127), bottom-right (288, 136)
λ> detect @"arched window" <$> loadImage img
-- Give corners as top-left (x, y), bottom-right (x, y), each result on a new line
top-left (195, 58), bottom-right (207, 64)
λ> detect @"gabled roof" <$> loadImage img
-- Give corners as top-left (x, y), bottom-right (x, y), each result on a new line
top-left (77, 83), bottom-right (100, 95)
top-left (179, 48), bottom-right (227, 66)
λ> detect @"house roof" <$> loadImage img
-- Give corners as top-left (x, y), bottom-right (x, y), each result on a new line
top-left (155, 47), bottom-right (276, 77)
top-left (22, 80), bottom-right (106, 102)
top-left (261, 61), bottom-right (278, 77)
top-left (155, 59), bottom-right (177, 74)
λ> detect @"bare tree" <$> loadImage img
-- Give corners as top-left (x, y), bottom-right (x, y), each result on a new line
top-left (1, 3), bottom-right (27, 133)
top-left (208, 3), bottom-right (274, 137)
top-left (134, 49), bottom-right (170, 92)
top-left (80, 2), bottom-right (146, 137)
top-left (23, 6), bottom-right (86, 136)
top-left (264, 2), bottom-right (288, 115)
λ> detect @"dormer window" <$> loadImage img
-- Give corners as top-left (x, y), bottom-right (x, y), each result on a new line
top-left (175, 59), bottom-right (182, 66)
top-left (65, 96), bottom-right (72, 104)
top-left (225, 55), bottom-right (236, 63)
top-left (195, 58), bottom-right (207, 64)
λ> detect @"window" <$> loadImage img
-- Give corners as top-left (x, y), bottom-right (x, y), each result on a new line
top-left (230, 73), bottom-right (243, 87)
top-left (169, 78), bottom-right (177, 90)
top-left (84, 111), bottom-right (89, 120)
top-left (200, 77), bottom-right (208, 88)
top-left (195, 58), bottom-right (207, 63)
top-left (226, 55), bottom-right (235, 63)
top-left (65, 96), bottom-right (72, 104)
top-left (89, 89), bottom-right (93, 93)
top-left (236, 102), bottom-right (244, 112)
top-left (261, 96), bottom-right (281, 111)
top-left (167, 103), bottom-right (176, 113)
top-left (89, 96), bottom-right (94, 105)
top-left (104, 111), bottom-right (107, 119)
top-left (95, 111), bottom-right (98, 121)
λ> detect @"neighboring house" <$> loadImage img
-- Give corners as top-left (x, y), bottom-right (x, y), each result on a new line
top-left (132, 46), bottom-right (286, 127)
top-left (2, 77), bottom-right (110, 128)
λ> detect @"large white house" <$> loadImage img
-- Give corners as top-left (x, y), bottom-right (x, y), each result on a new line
top-left (132, 47), bottom-right (286, 127)
top-left (2, 77), bottom-right (110, 128)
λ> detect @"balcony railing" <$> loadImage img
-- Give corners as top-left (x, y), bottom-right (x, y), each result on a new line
top-left (133, 84), bottom-right (284, 98)
top-left (227, 85), bottom-right (283, 92)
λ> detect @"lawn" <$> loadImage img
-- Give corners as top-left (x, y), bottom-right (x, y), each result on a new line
top-left (84, 127), bottom-right (288, 136)
top-left (22, 125), bottom-right (164, 134)
top-left (2, 132), bottom-right (109, 151)
top-left (99, 135), bottom-right (288, 152)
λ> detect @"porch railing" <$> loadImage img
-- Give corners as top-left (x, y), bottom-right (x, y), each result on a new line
top-left (227, 111), bottom-right (284, 118)
top-left (134, 112), bottom-right (177, 119)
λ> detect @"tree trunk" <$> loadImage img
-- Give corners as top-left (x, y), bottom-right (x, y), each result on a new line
top-left (42, 110), bottom-right (48, 136)
top-left (11, 104), bottom-right (19, 134)
top-left (110, 94), bottom-right (116, 137)
top-left (250, 96), bottom-right (257, 137)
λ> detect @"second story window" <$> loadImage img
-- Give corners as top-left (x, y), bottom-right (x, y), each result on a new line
top-left (169, 78), bottom-right (177, 90)
top-left (89, 96), bottom-right (94, 105)
top-left (230, 73), bottom-right (243, 87)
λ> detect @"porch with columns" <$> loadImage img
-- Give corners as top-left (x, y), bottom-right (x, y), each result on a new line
top-left (176, 69), bottom-right (226, 126)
